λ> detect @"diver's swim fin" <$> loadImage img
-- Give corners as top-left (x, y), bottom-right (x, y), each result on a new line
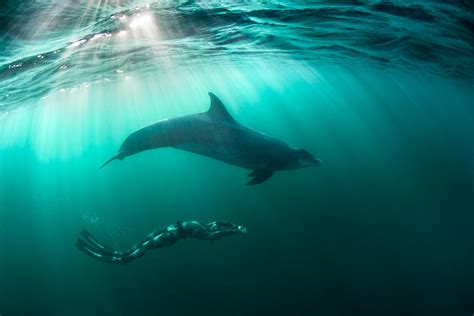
top-left (80, 229), bottom-right (117, 255)
top-left (76, 237), bottom-right (124, 264)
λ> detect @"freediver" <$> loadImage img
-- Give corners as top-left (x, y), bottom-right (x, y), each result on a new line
top-left (76, 220), bottom-right (247, 264)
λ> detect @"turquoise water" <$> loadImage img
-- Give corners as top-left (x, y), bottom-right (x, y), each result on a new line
top-left (1, 1), bottom-right (474, 315)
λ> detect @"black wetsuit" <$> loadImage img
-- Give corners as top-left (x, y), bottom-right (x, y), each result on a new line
top-left (76, 221), bottom-right (246, 264)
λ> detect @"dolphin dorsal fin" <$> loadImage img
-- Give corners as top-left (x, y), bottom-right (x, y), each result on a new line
top-left (207, 92), bottom-right (236, 124)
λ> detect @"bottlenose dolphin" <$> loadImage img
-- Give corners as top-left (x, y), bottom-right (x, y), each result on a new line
top-left (101, 92), bottom-right (321, 185)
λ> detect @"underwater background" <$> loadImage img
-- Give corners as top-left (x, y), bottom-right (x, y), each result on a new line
top-left (1, 0), bottom-right (474, 315)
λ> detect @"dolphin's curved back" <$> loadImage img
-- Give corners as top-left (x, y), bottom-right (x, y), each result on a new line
top-left (206, 92), bottom-right (238, 125)
top-left (100, 92), bottom-right (236, 169)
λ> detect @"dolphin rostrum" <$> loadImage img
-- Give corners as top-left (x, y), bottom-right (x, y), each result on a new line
top-left (101, 92), bottom-right (321, 185)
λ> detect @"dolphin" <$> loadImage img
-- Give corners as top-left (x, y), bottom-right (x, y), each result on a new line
top-left (101, 92), bottom-right (321, 185)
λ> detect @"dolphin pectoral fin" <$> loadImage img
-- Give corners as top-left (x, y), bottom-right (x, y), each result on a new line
top-left (100, 153), bottom-right (122, 169)
top-left (246, 169), bottom-right (275, 185)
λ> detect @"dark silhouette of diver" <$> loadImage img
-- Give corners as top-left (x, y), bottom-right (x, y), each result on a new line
top-left (76, 220), bottom-right (247, 264)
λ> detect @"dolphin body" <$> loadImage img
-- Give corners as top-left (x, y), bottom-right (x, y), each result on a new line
top-left (101, 93), bottom-right (321, 185)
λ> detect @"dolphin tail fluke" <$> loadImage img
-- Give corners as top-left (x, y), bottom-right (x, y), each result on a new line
top-left (100, 153), bottom-right (122, 169)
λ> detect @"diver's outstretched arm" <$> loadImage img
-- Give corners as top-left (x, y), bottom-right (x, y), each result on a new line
top-left (188, 221), bottom-right (247, 241)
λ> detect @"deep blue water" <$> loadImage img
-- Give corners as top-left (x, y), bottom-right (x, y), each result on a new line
top-left (1, 1), bottom-right (474, 315)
